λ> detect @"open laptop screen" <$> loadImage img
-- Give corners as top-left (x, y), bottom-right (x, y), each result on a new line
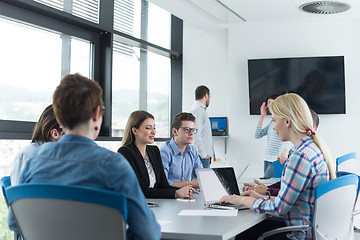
top-left (213, 168), bottom-right (240, 195)
top-left (198, 170), bottom-right (228, 203)
top-left (197, 167), bottom-right (240, 204)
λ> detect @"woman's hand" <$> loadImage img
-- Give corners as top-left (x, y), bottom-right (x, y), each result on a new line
top-left (260, 102), bottom-right (267, 117)
top-left (219, 194), bottom-right (257, 210)
top-left (218, 194), bottom-right (243, 206)
top-left (252, 179), bottom-right (268, 195)
top-left (242, 179), bottom-right (268, 195)
top-left (242, 182), bottom-right (256, 192)
top-left (242, 190), bottom-right (265, 199)
top-left (175, 185), bottom-right (195, 199)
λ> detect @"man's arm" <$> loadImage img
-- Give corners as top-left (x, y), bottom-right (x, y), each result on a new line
top-left (192, 109), bottom-right (207, 157)
top-left (172, 178), bottom-right (199, 188)
top-left (159, 146), bottom-right (173, 185)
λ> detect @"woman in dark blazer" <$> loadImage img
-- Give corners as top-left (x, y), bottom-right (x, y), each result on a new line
top-left (118, 110), bottom-right (194, 199)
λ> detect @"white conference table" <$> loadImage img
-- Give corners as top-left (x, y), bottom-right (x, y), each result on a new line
top-left (148, 195), bottom-right (267, 240)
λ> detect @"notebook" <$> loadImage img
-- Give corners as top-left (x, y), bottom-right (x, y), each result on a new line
top-left (197, 167), bottom-right (247, 210)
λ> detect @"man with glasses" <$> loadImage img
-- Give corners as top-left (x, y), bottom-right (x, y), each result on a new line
top-left (160, 112), bottom-right (203, 188)
top-left (190, 85), bottom-right (214, 168)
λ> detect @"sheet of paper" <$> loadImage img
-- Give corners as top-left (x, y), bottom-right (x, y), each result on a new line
top-left (178, 209), bottom-right (238, 217)
top-left (177, 198), bottom-right (195, 202)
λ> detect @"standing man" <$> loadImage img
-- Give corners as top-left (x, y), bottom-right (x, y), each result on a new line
top-left (160, 112), bottom-right (203, 188)
top-left (190, 85), bottom-right (214, 168)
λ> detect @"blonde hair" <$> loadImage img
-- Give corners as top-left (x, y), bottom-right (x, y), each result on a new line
top-left (122, 110), bottom-right (154, 147)
top-left (269, 93), bottom-right (336, 180)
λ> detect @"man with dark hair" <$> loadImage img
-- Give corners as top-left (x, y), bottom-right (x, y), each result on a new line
top-left (195, 85), bottom-right (210, 100)
top-left (190, 85), bottom-right (214, 168)
top-left (160, 112), bottom-right (203, 188)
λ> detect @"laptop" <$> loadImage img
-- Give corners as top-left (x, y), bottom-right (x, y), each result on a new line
top-left (197, 167), bottom-right (247, 210)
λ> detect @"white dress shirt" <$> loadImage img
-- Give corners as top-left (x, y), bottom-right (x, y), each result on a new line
top-left (190, 101), bottom-right (214, 158)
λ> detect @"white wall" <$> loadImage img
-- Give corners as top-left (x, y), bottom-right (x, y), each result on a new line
top-left (183, 19), bottom-right (360, 177)
top-left (182, 22), bottom-right (230, 162)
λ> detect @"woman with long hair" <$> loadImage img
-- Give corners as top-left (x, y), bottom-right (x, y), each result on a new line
top-left (10, 104), bottom-right (62, 185)
top-left (220, 93), bottom-right (335, 240)
top-left (118, 110), bottom-right (195, 199)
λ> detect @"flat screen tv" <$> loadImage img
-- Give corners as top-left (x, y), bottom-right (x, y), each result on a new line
top-left (248, 56), bottom-right (345, 115)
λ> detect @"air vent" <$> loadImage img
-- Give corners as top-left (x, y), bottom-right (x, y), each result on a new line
top-left (300, 1), bottom-right (351, 14)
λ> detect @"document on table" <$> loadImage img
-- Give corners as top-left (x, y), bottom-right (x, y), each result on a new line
top-left (178, 209), bottom-right (238, 217)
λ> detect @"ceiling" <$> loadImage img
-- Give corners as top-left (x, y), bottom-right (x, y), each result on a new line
top-left (150, 0), bottom-right (360, 28)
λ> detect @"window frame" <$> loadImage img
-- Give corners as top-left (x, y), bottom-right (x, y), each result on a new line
top-left (0, 0), bottom-right (183, 142)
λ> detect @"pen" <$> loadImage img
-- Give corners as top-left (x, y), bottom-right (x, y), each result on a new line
top-left (192, 189), bottom-right (199, 194)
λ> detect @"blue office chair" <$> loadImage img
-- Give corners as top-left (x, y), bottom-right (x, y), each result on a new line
top-left (1, 176), bottom-right (11, 207)
top-left (273, 160), bottom-right (284, 178)
top-left (336, 171), bottom-right (360, 230)
top-left (336, 152), bottom-right (357, 173)
top-left (258, 174), bottom-right (359, 240)
top-left (7, 184), bottom-right (127, 240)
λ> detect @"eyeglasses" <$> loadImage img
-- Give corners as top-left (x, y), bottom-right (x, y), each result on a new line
top-left (179, 127), bottom-right (198, 134)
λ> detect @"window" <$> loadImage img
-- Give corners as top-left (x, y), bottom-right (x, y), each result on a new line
top-left (0, 18), bottom-right (61, 122)
top-left (33, 0), bottom-right (100, 24)
top-left (147, 51), bottom-right (171, 138)
top-left (111, 44), bottom-right (171, 138)
top-left (112, 42), bottom-right (140, 137)
top-left (0, 1), bottom-right (182, 236)
top-left (114, 0), bottom-right (141, 38)
top-left (70, 37), bottom-right (93, 78)
top-left (0, 18), bottom-right (93, 122)
top-left (0, 1), bottom-right (182, 140)
top-left (111, 0), bottom-right (173, 138)
top-left (148, 2), bottom-right (171, 49)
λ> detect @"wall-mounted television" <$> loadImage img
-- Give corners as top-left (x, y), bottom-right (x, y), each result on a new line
top-left (248, 56), bottom-right (345, 115)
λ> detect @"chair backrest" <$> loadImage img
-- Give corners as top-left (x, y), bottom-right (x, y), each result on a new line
top-left (336, 152), bottom-right (357, 173)
top-left (7, 184), bottom-right (127, 240)
top-left (313, 174), bottom-right (358, 240)
top-left (336, 171), bottom-right (360, 230)
top-left (1, 176), bottom-right (11, 207)
top-left (273, 160), bottom-right (284, 178)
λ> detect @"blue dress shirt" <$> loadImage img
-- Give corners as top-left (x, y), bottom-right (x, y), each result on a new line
top-left (160, 139), bottom-right (203, 186)
top-left (8, 134), bottom-right (161, 240)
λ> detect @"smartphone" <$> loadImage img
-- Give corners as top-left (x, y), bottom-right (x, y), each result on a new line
top-left (147, 202), bottom-right (159, 208)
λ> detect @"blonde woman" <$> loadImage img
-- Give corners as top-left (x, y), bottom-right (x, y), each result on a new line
top-left (220, 93), bottom-right (335, 240)
top-left (118, 110), bottom-right (195, 199)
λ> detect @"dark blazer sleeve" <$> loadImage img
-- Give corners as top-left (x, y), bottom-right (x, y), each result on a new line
top-left (118, 144), bottom-right (177, 199)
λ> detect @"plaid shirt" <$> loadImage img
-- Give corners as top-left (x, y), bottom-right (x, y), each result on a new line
top-left (253, 137), bottom-right (329, 240)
